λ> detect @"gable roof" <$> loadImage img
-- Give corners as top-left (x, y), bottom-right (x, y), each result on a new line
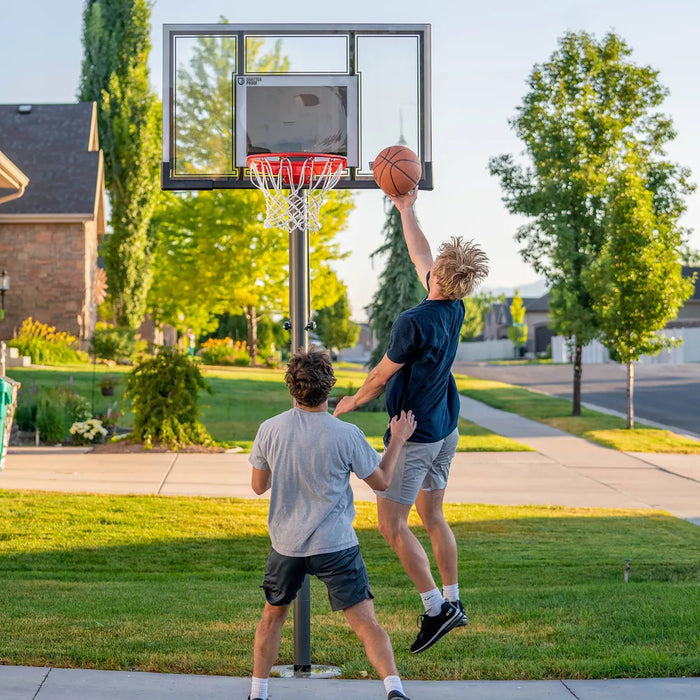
top-left (0, 103), bottom-right (103, 218)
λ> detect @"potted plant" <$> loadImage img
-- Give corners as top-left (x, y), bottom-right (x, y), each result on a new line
top-left (99, 375), bottom-right (120, 396)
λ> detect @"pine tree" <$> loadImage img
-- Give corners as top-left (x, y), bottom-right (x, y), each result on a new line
top-left (80, 0), bottom-right (161, 328)
top-left (367, 198), bottom-right (425, 367)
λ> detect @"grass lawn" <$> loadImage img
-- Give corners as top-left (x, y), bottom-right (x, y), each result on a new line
top-left (455, 374), bottom-right (700, 454)
top-left (0, 491), bottom-right (698, 679)
top-left (7, 364), bottom-right (531, 452)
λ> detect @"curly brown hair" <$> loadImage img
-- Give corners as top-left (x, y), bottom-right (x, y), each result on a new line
top-left (285, 348), bottom-right (337, 407)
top-left (432, 236), bottom-right (489, 300)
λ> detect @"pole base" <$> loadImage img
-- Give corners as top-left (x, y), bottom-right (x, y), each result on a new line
top-left (271, 664), bottom-right (342, 679)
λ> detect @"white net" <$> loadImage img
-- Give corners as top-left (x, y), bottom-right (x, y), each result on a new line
top-left (247, 155), bottom-right (347, 233)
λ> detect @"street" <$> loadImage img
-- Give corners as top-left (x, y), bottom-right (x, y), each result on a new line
top-left (452, 361), bottom-right (700, 437)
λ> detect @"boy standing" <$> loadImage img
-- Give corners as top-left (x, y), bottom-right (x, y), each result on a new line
top-left (249, 349), bottom-right (416, 700)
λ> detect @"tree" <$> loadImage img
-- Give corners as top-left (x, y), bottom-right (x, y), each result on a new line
top-left (507, 290), bottom-right (528, 357)
top-left (367, 198), bottom-right (425, 367)
top-left (586, 164), bottom-right (694, 428)
top-left (461, 291), bottom-right (505, 341)
top-left (489, 31), bottom-right (691, 415)
top-left (149, 188), bottom-right (352, 364)
top-left (80, 0), bottom-right (161, 328)
top-left (148, 23), bottom-right (353, 364)
top-left (460, 298), bottom-right (483, 341)
top-left (680, 244), bottom-right (700, 266)
top-left (313, 288), bottom-right (360, 353)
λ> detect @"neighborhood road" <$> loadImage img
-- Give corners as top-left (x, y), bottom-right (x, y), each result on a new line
top-left (452, 361), bottom-right (700, 437)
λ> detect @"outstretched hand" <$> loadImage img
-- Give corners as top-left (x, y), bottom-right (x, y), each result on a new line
top-left (333, 395), bottom-right (356, 417)
top-left (389, 189), bottom-right (418, 211)
top-left (389, 410), bottom-right (417, 443)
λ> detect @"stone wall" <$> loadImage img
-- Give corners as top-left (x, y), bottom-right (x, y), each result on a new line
top-left (0, 220), bottom-right (97, 344)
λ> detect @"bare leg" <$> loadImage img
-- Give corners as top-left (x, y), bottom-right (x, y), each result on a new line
top-left (343, 598), bottom-right (398, 679)
top-left (414, 488), bottom-right (458, 586)
top-left (253, 602), bottom-right (290, 678)
top-left (377, 498), bottom-right (437, 593)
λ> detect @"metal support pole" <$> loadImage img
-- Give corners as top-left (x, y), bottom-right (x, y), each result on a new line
top-left (289, 190), bottom-right (312, 675)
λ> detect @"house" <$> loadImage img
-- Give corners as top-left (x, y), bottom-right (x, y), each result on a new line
top-left (668, 267), bottom-right (700, 328)
top-left (483, 292), bottom-right (554, 355)
top-left (0, 148), bottom-right (29, 205)
top-left (0, 103), bottom-right (106, 347)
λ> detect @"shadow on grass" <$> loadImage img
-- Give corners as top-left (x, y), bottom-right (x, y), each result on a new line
top-left (1, 495), bottom-right (698, 679)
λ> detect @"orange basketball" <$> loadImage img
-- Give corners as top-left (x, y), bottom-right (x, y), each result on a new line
top-left (372, 145), bottom-right (422, 196)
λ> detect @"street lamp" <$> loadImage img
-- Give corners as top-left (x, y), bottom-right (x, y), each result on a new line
top-left (0, 270), bottom-right (9, 313)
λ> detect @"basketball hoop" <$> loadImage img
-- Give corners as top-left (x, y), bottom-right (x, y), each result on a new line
top-left (247, 153), bottom-right (347, 233)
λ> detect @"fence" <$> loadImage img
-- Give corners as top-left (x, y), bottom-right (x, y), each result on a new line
top-left (455, 338), bottom-right (515, 362)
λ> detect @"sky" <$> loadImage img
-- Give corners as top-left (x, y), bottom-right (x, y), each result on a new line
top-left (1, 0), bottom-right (699, 321)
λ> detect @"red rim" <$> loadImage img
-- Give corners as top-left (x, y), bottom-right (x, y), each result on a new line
top-left (247, 153), bottom-right (347, 184)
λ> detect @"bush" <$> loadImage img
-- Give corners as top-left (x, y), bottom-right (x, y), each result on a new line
top-left (14, 387), bottom-right (92, 442)
top-left (8, 318), bottom-right (84, 365)
top-left (199, 337), bottom-right (251, 366)
top-left (69, 419), bottom-right (108, 445)
top-left (126, 347), bottom-right (216, 450)
top-left (89, 322), bottom-right (137, 362)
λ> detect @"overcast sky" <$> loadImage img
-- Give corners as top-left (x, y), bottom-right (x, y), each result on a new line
top-left (1, 0), bottom-right (698, 320)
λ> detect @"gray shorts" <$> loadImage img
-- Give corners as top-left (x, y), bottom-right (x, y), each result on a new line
top-left (377, 427), bottom-right (459, 505)
top-left (262, 545), bottom-right (373, 612)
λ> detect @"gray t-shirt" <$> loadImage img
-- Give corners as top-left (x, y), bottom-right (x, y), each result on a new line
top-left (249, 407), bottom-right (381, 556)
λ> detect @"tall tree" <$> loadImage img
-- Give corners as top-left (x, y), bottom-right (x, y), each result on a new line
top-left (507, 290), bottom-right (528, 357)
top-left (586, 163), bottom-right (693, 428)
top-left (313, 288), bottom-right (360, 353)
top-left (680, 244), bottom-right (700, 266)
top-left (80, 0), bottom-right (161, 328)
top-left (367, 198), bottom-right (425, 367)
top-left (148, 188), bottom-right (352, 363)
top-left (489, 31), bottom-right (689, 415)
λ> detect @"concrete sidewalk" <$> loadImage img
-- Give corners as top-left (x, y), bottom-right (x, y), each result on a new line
top-left (1, 396), bottom-right (699, 523)
top-left (1, 398), bottom-right (699, 698)
top-left (3, 666), bottom-right (700, 700)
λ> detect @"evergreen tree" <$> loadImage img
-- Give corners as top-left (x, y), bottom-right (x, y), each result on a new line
top-left (80, 0), bottom-right (161, 328)
top-left (367, 198), bottom-right (425, 367)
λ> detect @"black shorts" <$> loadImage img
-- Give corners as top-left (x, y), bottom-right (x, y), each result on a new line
top-left (262, 545), bottom-right (374, 612)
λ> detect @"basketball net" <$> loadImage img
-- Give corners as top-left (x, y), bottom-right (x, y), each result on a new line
top-left (247, 153), bottom-right (347, 233)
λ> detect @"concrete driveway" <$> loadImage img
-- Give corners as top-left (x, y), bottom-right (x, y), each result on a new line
top-left (452, 361), bottom-right (700, 437)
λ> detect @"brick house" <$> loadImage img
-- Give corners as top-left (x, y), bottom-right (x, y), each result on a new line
top-left (0, 103), bottom-right (106, 347)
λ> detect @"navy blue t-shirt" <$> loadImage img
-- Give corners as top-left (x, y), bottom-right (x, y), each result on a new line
top-left (385, 278), bottom-right (465, 443)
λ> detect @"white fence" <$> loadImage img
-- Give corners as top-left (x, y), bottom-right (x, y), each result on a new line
top-left (551, 328), bottom-right (700, 364)
top-left (455, 338), bottom-right (515, 362)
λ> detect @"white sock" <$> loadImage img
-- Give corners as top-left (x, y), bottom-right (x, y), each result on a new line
top-left (250, 676), bottom-right (268, 699)
top-left (442, 583), bottom-right (460, 603)
top-left (420, 587), bottom-right (445, 616)
top-left (383, 675), bottom-right (404, 695)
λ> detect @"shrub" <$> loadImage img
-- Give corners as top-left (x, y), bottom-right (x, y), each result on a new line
top-left (89, 322), bottom-right (138, 362)
top-left (14, 387), bottom-right (92, 442)
top-left (126, 347), bottom-right (216, 450)
top-left (199, 337), bottom-right (251, 366)
top-left (8, 318), bottom-right (83, 365)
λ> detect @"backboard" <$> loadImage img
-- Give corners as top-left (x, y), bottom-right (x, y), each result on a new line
top-left (161, 23), bottom-right (432, 190)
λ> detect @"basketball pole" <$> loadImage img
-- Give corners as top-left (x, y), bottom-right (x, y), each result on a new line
top-left (288, 189), bottom-right (313, 675)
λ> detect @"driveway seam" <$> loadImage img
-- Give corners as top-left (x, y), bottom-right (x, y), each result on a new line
top-left (157, 454), bottom-right (180, 495)
top-left (32, 667), bottom-right (52, 699)
top-left (560, 680), bottom-right (582, 699)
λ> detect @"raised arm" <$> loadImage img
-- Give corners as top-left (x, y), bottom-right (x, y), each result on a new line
top-left (333, 353), bottom-right (404, 417)
top-left (389, 190), bottom-right (433, 290)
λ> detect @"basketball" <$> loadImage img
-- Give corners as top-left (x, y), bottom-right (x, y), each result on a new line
top-left (372, 146), bottom-right (422, 196)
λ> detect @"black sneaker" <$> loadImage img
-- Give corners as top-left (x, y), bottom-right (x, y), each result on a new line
top-left (387, 692), bottom-right (411, 700)
top-left (452, 599), bottom-right (469, 627)
top-left (410, 600), bottom-right (462, 654)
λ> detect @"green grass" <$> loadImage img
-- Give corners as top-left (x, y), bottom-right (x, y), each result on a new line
top-left (0, 491), bottom-right (698, 679)
top-left (8, 363), bottom-right (530, 452)
top-left (455, 374), bottom-right (700, 454)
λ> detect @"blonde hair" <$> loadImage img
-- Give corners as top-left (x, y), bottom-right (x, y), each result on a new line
top-left (432, 237), bottom-right (489, 300)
